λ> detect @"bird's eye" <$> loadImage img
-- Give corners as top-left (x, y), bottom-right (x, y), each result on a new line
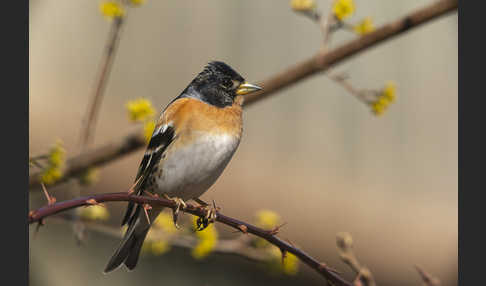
top-left (220, 79), bottom-right (234, 90)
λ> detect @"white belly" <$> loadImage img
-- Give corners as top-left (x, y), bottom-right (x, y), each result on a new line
top-left (154, 133), bottom-right (240, 200)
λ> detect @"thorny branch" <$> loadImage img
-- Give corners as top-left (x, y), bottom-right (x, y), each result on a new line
top-left (29, 192), bottom-right (352, 286)
top-left (29, 0), bottom-right (458, 190)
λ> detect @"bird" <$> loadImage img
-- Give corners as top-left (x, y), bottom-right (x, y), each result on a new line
top-left (104, 61), bottom-right (262, 273)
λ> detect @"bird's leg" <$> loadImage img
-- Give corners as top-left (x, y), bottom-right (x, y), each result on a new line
top-left (163, 194), bottom-right (187, 228)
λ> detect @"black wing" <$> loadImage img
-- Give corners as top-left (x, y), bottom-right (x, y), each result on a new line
top-left (121, 124), bottom-right (175, 226)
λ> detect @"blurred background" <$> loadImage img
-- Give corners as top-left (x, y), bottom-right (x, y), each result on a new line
top-left (29, 0), bottom-right (457, 285)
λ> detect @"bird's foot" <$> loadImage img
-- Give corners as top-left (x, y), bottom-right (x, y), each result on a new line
top-left (163, 194), bottom-right (187, 229)
top-left (195, 200), bottom-right (219, 231)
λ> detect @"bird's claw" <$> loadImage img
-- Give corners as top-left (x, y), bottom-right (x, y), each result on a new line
top-left (163, 194), bottom-right (187, 229)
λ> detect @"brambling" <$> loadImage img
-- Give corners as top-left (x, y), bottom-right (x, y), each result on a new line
top-left (104, 61), bottom-right (261, 273)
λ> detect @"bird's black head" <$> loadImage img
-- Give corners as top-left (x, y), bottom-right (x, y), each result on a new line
top-left (180, 61), bottom-right (261, 108)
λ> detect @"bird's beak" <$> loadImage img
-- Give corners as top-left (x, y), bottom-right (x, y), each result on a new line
top-left (236, 82), bottom-right (262, 95)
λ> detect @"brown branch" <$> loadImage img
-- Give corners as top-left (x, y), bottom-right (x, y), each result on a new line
top-left (29, 131), bottom-right (145, 188)
top-left (336, 232), bottom-right (376, 286)
top-left (243, 0), bottom-right (457, 106)
top-left (28, 0), bottom-right (457, 190)
top-left (29, 192), bottom-right (352, 286)
top-left (49, 215), bottom-right (270, 262)
top-left (78, 16), bottom-right (125, 151)
top-left (415, 265), bottom-right (441, 286)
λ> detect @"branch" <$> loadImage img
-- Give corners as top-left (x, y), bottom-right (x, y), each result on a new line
top-left (78, 16), bottom-right (125, 150)
top-left (243, 0), bottom-right (457, 106)
top-left (415, 265), bottom-right (441, 286)
top-left (29, 192), bottom-right (352, 286)
top-left (29, 132), bottom-right (145, 188)
top-left (28, 0), bottom-right (457, 189)
top-left (49, 215), bottom-right (270, 262)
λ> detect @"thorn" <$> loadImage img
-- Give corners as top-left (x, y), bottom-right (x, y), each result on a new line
top-left (143, 204), bottom-right (152, 224)
top-left (211, 200), bottom-right (220, 212)
top-left (128, 177), bottom-right (142, 194)
top-left (41, 182), bottom-right (56, 205)
top-left (280, 248), bottom-right (287, 264)
top-left (237, 224), bottom-right (248, 234)
top-left (33, 219), bottom-right (45, 239)
top-left (269, 222), bottom-right (287, 235)
top-left (85, 198), bottom-right (98, 205)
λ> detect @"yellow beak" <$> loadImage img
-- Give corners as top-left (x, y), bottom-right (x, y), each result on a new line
top-left (236, 82), bottom-right (262, 95)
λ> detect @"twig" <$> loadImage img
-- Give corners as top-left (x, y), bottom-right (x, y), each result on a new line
top-left (28, 0), bottom-right (457, 191)
top-left (336, 232), bottom-right (375, 286)
top-left (41, 183), bottom-right (56, 205)
top-left (415, 265), bottom-right (441, 286)
top-left (78, 16), bottom-right (125, 151)
top-left (327, 73), bottom-right (371, 104)
top-left (29, 192), bottom-right (353, 286)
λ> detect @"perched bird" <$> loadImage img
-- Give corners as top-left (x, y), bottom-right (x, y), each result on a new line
top-left (104, 61), bottom-right (261, 273)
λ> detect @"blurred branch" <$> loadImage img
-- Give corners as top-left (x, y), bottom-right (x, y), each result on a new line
top-left (415, 265), bottom-right (441, 286)
top-left (28, 0), bottom-right (457, 190)
top-left (336, 232), bottom-right (376, 286)
top-left (49, 214), bottom-right (270, 262)
top-left (29, 132), bottom-right (145, 188)
top-left (29, 192), bottom-right (352, 286)
top-left (78, 16), bottom-right (125, 151)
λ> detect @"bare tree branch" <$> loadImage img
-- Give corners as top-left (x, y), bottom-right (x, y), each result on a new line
top-left (78, 16), bottom-right (125, 151)
top-left (29, 192), bottom-right (352, 286)
top-left (48, 214), bottom-right (271, 262)
top-left (415, 265), bottom-right (441, 286)
top-left (29, 0), bottom-right (457, 190)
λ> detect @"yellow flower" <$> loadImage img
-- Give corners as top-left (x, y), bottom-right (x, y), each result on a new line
top-left (153, 212), bottom-right (178, 234)
top-left (100, 1), bottom-right (125, 20)
top-left (333, 0), bottom-right (355, 21)
top-left (78, 167), bottom-right (100, 186)
top-left (143, 120), bottom-right (156, 144)
top-left (192, 216), bottom-right (218, 259)
top-left (125, 98), bottom-right (155, 122)
top-left (268, 245), bottom-right (299, 275)
top-left (290, 0), bottom-right (316, 12)
top-left (129, 0), bottom-right (145, 6)
top-left (41, 168), bottom-right (63, 185)
top-left (255, 210), bottom-right (280, 229)
top-left (48, 140), bottom-right (65, 166)
top-left (282, 252), bottom-right (299, 275)
top-left (78, 205), bottom-right (110, 221)
top-left (370, 100), bottom-right (385, 116)
top-left (40, 140), bottom-right (66, 185)
top-left (370, 81), bottom-right (397, 116)
top-left (382, 81), bottom-right (397, 102)
top-left (151, 240), bottom-right (170, 255)
top-left (354, 17), bottom-right (375, 35)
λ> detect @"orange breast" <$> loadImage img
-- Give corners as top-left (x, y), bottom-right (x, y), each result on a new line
top-left (160, 97), bottom-right (243, 147)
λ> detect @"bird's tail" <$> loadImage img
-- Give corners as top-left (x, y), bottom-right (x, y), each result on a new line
top-left (104, 206), bottom-right (161, 273)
